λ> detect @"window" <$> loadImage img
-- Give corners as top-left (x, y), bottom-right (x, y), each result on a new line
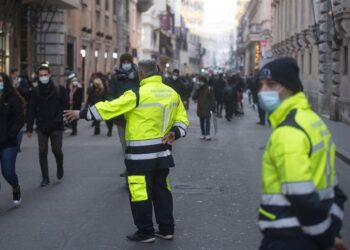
top-left (344, 46), bottom-right (348, 75)
top-left (105, 0), bottom-right (109, 11)
top-left (96, 0), bottom-right (100, 6)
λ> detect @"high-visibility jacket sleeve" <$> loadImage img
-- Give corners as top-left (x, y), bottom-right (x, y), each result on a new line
top-left (86, 90), bottom-right (137, 121)
top-left (171, 98), bottom-right (190, 139)
top-left (271, 126), bottom-right (336, 248)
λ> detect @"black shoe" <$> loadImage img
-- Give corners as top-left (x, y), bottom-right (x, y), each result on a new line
top-left (126, 232), bottom-right (155, 243)
top-left (70, 131), bottom-right (77, 136)
top-left (57, 166), bottom-right (64, 180)
top-left (13, 186), bottom-right (21, 205)
top-left (155, 231), bottom-right (174, 240)
top-left (107, 131), bottom-right (112, 137)
top-left (40, 179), bottom-right (50, 187)
top-left (256, 122), bottom-right (265, 126)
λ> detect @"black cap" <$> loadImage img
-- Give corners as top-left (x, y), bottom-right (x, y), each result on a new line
top-left (258, 57), bottom-right (303, 92)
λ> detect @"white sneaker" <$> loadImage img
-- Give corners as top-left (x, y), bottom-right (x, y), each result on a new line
top-left (200, 135), bottom-right (206, 140)
top-left (205, 135), bottom-right (211, 141)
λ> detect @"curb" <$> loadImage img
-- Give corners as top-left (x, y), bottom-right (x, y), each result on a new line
top-left (336, 147), bottom-right (350, 166)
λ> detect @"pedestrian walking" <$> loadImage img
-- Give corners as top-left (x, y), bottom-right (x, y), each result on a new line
top-left (64, 60), bottom-right (189, 243)
top-left (10, 68), bottom-right (30, 152)
top-left (0, 72), bottom-right (25, 205)
top-left (165, 69), bottom-right (188, 108)
top-left (251, 72), bottom-right (266, 125)
top-left (66, 73), bottom-right (83, 136)
top-left (192, 76), bottom-right (216, 140)
top-left (213, 73), bottom-right (225, 118)
top-left (223, 80), bottom-right (235, 121)
top-left (26, 63), bottom-right (69, 187)
top-left (108, 53), bottom-right (139, 176)
top-left (85, 77), bottom-right (107, 135)
top-left (257, 57), bottom-right (348, 250)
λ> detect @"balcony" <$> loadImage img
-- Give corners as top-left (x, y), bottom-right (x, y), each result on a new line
top-left (22, 0), bottom-right (79, 9)
top-left (137, 0), bottom-right (154, 13)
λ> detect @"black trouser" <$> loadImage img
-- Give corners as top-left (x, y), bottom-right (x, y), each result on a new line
top-left (128, 168), bottom-right (174, 236)
top-left (257, 102), bottom-right (266, 124)
top-left (216, 100), bottom-right (223, 116)
top-left (71, 120), bottom-right (78, 134)
top-left (259, 236), bottom-right (321, 250)
top-left (225, 102), bottom-right (234, 119)
top-left (200, 116), bottom-right (211, 136)
top-left (37, 130), bottom-right (63, 180)
top-left (106, 119), bottom-right (114, 133)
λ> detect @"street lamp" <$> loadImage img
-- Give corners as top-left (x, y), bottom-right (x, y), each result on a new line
top-left (80, 49), bottom-right (86, 58)
top-left (104, 52), bottom-right (108, 59)
top-left (113, 52), bottom-right (118, 59)
top-left (95, 50), bottom-right (99, 57)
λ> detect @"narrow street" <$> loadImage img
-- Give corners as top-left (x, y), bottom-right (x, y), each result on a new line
top-left (0, 102), bottom-right (349, 250)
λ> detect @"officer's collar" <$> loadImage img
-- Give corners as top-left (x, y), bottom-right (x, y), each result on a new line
top-left (269, 92), bottom-right (310, 129)
top-left (140, 74), bottom-right (162, 86)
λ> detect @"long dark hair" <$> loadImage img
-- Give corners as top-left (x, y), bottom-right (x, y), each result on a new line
top-left (0, 72), bottom-right (26, 107)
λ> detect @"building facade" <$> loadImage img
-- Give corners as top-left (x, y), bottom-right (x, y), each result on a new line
top-left (270, 0), bottom-right (350, 124)
top-left (236, 0), bottom-right (272, 76)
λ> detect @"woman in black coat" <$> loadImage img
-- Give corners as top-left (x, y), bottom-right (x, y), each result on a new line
top-left (0, 72), bottom-right (25, 205)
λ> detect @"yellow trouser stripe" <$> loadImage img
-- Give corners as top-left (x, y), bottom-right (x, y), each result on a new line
top-left (166, 177), bottom-right (171, 191)
top-left (128, 175), bottom-right (148, 202)
top-left (259, 208), bottom-right (277, 220)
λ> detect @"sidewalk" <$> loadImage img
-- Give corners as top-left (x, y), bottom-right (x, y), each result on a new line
top-left (323, 118), bottom-right (350, 165)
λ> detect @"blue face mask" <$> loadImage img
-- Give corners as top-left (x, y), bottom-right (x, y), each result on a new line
top-left (0, 81), bottom-right (4, 92)
top-left (258, 91), bottom-right (281, 113)
top-left (122, 63), bottom-right (132, 71)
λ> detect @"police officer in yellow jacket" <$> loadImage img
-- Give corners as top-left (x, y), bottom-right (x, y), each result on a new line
top-left (257, 58), bottom-right (348, 250)
top-left (64, 60), bottom-right (189, 243)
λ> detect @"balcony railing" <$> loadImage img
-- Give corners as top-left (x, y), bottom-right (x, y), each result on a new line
top-left (137, 0), bottom-right (153, 13)
top-left (22, 0), bottom-right (79, 9)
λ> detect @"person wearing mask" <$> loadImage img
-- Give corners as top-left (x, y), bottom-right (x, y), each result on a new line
top-left (108, 53), bottom-right (139, 176)
top-left (85, 78), bottom-right (107, 135)
top-left (166, 69), bottom-right (188, 106)
top-left (192, 76), bottom-right (216, 140)
top-left (0, 73), bottom-right (25, 205)
top-left (10, 68), bottom-right (30, 152)
top-left (257, 58), bottom-right (348, 250)
top-left (26, 64), bottom-right (69, 187)
top-left (66, 73), bottom-right (83, 136)
top-left (64, 59), bottom-right (189, 243)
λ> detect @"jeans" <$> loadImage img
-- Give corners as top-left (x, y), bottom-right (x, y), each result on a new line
top-left (0, 147), bottom-right (19, 189)
top-left (200, 116), bottom-right (211, 136)
top-left (37, 130), bottom-right (63, 180)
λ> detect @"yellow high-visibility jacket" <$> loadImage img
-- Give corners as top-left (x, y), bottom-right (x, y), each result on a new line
top-left (259, 92), bottom-right (347, 248)
top-left (84, 74), bottom-right (189, 172)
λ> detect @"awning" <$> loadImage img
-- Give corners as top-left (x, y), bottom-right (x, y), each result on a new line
top-left (22, 0), bottom-right (79, 9)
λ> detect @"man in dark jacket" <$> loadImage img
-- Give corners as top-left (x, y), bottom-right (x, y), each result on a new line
top-left (108, 53), bottom-right (139, 176)
top-left (213, 73), bottom-right (226, 117)
top-left (165, 69), bottom-right (188, 105)
top-left (26, 64), bottom-right (69, 187)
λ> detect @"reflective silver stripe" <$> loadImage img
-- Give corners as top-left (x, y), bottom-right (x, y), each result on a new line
top-left (261, 194), bottom-right (291, 206)
top-left (282, 181), bottom-right (315, 195)
top-left (312, 141), bottom-right (324, 152)
top-left (89, 106), bottom-right (102, 120)
top-left (318, 187), bottom-right (335, 200)
top-left (331, 204), bottom-right (344, 220)
top-left (302, 217), bottom-right (331, 235)
top-left (138, 103), bottom-right (164, 109)
top-left (173, 122), bottom-right (188, 131)
top-left (126, 138), bottom-right (163, 147)
top-left (178, 127), bottom-right (186, 137)
top-left (259, 217), bottom-right (300, 230)
top-left (125, 150), bottom-right (171, 160)
top-left (87, 110), bottom-right (92, 120)
top-left (320, 130), bottom-right (329, 137)
top-left (312, 121), bottom-right (323, 128)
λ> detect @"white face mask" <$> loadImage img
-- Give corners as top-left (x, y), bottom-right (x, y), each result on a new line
top-left (39, 76), bottom-right (50, 84)
top-left (172, 76), bottom-right (178, 80)
top-left (122, 63), bottom-right (132, 71)
top-left (72, 81), bottom-right (78, 86)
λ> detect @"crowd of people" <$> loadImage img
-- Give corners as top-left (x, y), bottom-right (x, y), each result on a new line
top-left (0, 54), bottom-right (348, 249)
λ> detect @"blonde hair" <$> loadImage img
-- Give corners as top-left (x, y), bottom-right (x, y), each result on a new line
top-left (93, 78), bottom-right (104, 91)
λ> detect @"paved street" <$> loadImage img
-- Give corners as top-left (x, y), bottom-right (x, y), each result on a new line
top-left (0, 102), bottom-right (349, 250)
